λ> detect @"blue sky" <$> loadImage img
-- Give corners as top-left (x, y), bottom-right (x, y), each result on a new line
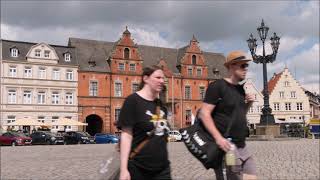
top-left (1, 1), bottom-right (319, 93)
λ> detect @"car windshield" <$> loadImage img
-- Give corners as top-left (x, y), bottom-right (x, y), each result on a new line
top-left (11, 132), bottom-right (28, 137)
top-left (43, 132), bottom-right (57, 136)
top-left (78, 132), bottom-right (90, 136)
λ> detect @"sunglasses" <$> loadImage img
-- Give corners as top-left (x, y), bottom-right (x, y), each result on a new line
top-left (231, 63), bottom-right (249, 69)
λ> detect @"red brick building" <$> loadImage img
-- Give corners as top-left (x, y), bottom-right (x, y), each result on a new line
top-left (69, 27), bottom-right (227, 135)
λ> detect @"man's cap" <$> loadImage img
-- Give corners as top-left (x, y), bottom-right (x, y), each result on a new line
top-left (224, 50), bottom-right (252, 67)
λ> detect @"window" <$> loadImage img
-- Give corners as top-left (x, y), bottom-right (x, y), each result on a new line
top-left (52, 69), bottom-right (60, 80)
top-left (64, 53), bottom-right (71, 62)
top-left (44, 50), bottom-right (50, 58)
top-left (7, 116), bottom-right (16, 124)
top-left (291, 91), bottom-right (296, 98)
top-left (66, 70), bottom-right (73, 80)
top-left (284, 81), bottom-right (289, 87)
top-left (38, 67), bottom-right (46, 79)
top-left (132, 83), bottom-right (139, 93)
top-left (9, 66), bottom-right (17, 77)
top-left (89, 81), bottom-right (98, 96)
top-left (35, 49), bottom-right (41, 57)
top-left (11, 48), bottom-right (18, 57)
top-left (8, 90), bottom-right (16, 104)
top-left (192, 55), bottom-right (197, 65)
top-left (297, 103), bottom-right (303, 111)
top-left (279, 91), bottom-right (284, 98)
top-left (24, 67), bottom-right (32, 78)
top-left (118, 63), bottom-right (125, 71)
top-left (199, 86), bottom-right (205, 100)
top-left (65, 92), bottom-right (73, 105)
top-left (52, 116), bottom-right (59, 123)
top-left (187, 67), bottom-right (192, 76)
top-left (185, 86), bottom-right (191, 99)
top-left (129, 63), bottom-right (136, 71)
top-left (249, 107), bottom-right (254, 113)
top-left (23, 91), bottom-right (32, 104)
top-left (52, 92), bottom-right (60, 104)
top-left (124, 48), bottom-right (130, 59)
top-left (196, 68), bottom-right (202, 76)
top-left (115, 108), bottom-right (121, 122)
top-left (285, 103), bottom-right (291, 111)
top-left (115, 82), bottom-right (122, 97)
top-left (257, 106), bottom-right (262, 113)
top-left (38, 116), bottom-right (45, 123)
top-left (37, 91), bottom-right (46, 104)
top-left (186, 110), bottom-right (192, 124)
top-left (273, 103), bottom-right (280, 111)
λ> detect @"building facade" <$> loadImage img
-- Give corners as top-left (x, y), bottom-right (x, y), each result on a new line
top-left (305, 90), bottom-right (320, 119)
top-left (0, 40), bottom-right (78, 132)
top-left (268, 67), bottom-right (310, 124)
top-left (244, 78), bottom-right (263, 126)
top-left (70, 28), bottom-right (227, 135)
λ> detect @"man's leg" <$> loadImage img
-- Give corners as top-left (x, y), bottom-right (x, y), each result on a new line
top-left (242, 157), bottom-right (257, 180)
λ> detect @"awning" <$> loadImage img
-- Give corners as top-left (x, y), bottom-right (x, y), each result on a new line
top-left (4, 117), bottom-right (45, 126)
top-left (49, 118), bottom-right (88, 126)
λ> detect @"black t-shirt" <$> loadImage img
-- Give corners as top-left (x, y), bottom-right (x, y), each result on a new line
top-left (117, 93), bottom-right (170, 171)
top-left (204, 79), bottom-right (248, 148)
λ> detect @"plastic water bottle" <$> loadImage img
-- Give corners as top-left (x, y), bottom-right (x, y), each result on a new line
top-left (225, 138), bottom-right (236, 166)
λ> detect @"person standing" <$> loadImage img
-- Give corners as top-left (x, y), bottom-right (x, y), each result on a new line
top-left (199, 50), bottom-right (257, 180)
top-left (117, 65), bottom-right (171, 180)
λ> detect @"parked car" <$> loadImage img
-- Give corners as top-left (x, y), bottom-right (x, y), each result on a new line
top-left (0, 131), bottom-right (32, 146)
top-left (30, 131), bottom-right (64, 145)
top-left (63, 131), bottom-right (95, 144)
top-left (168, 130), bottom-right (182, 142)
top-left (94, 133), bottom-right (119, 144)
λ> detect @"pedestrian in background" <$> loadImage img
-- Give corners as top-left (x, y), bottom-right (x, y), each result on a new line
top-left (199, 50), bottom-right (257, 180)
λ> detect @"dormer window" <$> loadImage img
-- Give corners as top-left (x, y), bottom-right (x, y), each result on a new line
top-left (44, 50), bottom-right (50, 58)
top-left (64, 53), bottom-right (71, 62)
top-left (124, 48), bottom-right (130, 59)
top-left (35, 50), bottom-right (41, 57)
top-left (11, 48), bottom-right (18, 57)
top-left (118, 63), bottom-right (125, 71)
top-left (192, 55), bottom-right (197, 65)
top-left (196, 68), bottom-right (202, 76)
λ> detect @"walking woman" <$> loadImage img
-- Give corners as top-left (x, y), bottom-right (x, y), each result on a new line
top-left (117, 65), bottom-right (171, 180)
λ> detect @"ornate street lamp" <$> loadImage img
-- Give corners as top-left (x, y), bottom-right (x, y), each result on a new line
top-left (247, 19), bottom-right (280, 125)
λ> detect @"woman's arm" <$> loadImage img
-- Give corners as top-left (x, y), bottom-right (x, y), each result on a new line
top-left (120, 127), bottom-right (133, 180)
top-left (200, 103), bottom-right (231, 152)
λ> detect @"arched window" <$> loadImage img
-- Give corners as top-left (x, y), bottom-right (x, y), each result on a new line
top-left (192, 55), bottom-right (196, 65)
top-left (124, 48), bottom-right (130, 59)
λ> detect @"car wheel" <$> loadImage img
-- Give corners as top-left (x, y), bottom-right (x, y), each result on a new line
top-left (46, 140), bottom-right (51, 145)
top-left (11, 141), bottom-right (17, 146)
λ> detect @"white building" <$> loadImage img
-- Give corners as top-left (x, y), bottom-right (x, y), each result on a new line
top-left (244, 78), bottom-right (263, 126)
top-left (0, 40), bottom-right (79, 132)
top-left (268, 67), bottom-right (310, 124)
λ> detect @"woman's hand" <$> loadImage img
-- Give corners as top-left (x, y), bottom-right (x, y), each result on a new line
top-left (119, 169), bottom-right (131, 180)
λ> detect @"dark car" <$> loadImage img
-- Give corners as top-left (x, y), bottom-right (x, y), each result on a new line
top-left (63, 131), bottom-right (94, 145)
top-left (0, 132), bottom-right (32, 146)
top-left (30, 131), bottom-right (64, 145)
top-left (94, 133), bottom-right (119, 144)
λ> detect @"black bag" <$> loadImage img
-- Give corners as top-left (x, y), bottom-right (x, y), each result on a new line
top-left (179, 97), bottom-right (237, 169)
top-left (179, 112), bottom-right (225, 169)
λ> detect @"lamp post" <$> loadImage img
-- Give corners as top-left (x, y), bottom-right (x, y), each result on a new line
top-left (247, 20), bottom-right (280, 125)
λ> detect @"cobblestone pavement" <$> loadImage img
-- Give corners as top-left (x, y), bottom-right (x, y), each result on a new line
top-left (1, 139), bottom-right (319, 180)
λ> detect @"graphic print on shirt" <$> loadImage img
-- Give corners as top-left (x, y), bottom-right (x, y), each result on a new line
top-left (145, 110), bottom-right (170, 136)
